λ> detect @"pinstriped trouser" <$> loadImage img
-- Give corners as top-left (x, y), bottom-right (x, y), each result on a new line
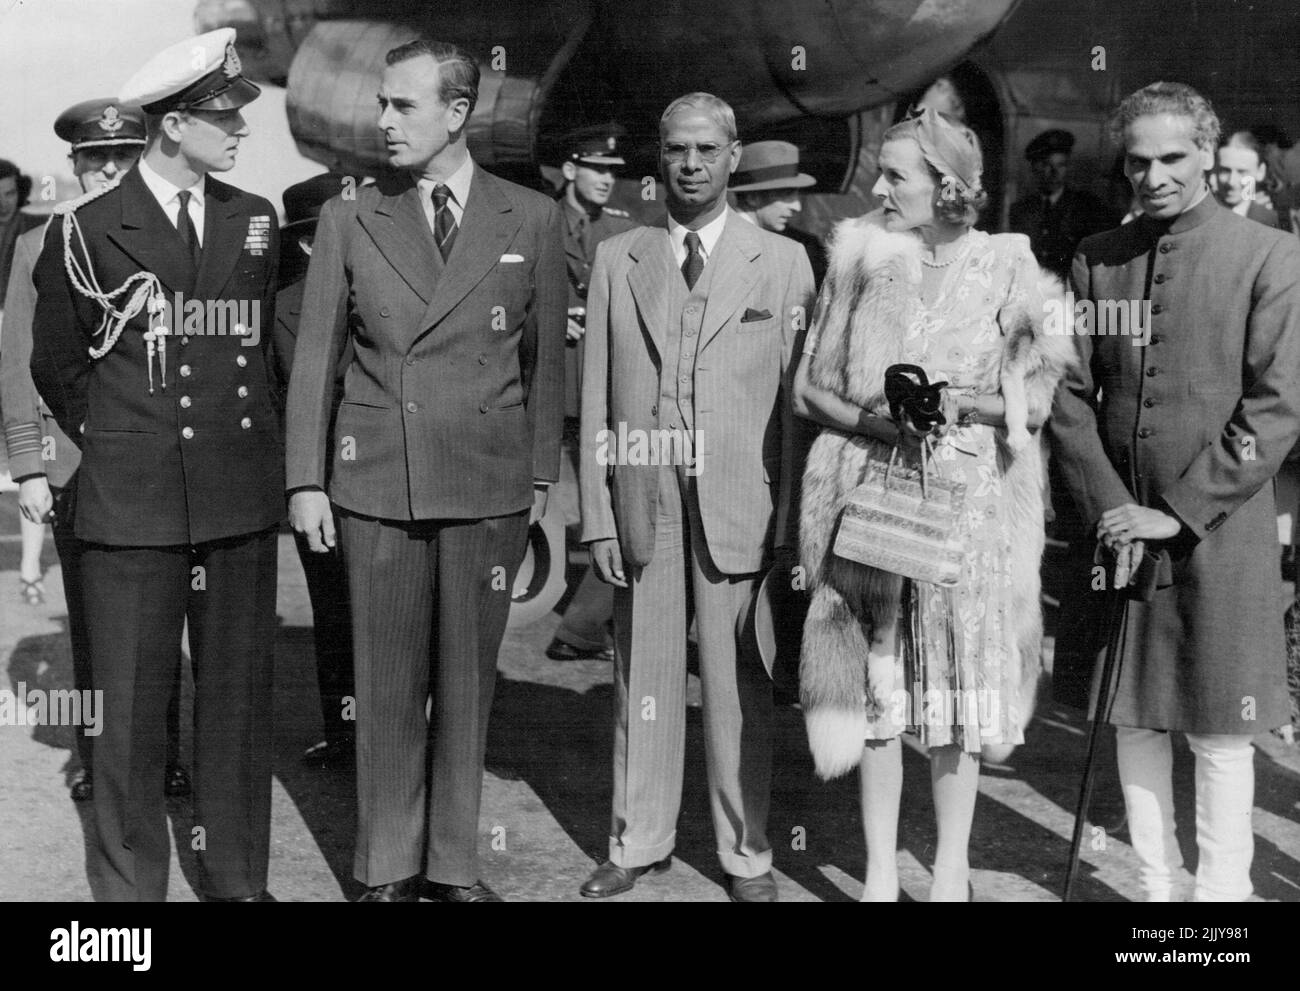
top-left (339, 508), bottom-right (529, 889)
top-left (608, 465), bottom-right (774, 878)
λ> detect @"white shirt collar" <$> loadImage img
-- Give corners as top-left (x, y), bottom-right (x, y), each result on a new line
top-left (137, 157), bottom-right (205, 208)
top-left (417, 154), bottom-right (474, 210)
top-left (667, 206), bottom-right (729, 261)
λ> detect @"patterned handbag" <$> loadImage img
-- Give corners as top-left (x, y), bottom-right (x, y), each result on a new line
top-left (833, 437), bottom-right (968, 586)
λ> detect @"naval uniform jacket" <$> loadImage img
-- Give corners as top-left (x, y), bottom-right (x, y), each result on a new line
top-left (30, 165), bottom-right (283, 546)
top-left (1051, 194), bottom-right (1300, 734)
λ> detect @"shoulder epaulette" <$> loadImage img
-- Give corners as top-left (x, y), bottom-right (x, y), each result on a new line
top-left (53, 173), bottom-right (123, 216)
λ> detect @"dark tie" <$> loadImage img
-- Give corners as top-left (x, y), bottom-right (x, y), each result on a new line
top-left (577, 212), bottom-right (591, 258)
top-left (430, 183), bottom-right (458, 261)
top-left (682, 231), bottom-right (703, 290)
top-left (175, 189), bottom-right (200, 266)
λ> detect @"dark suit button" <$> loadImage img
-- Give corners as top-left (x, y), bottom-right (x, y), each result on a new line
top-left (1153, 273), bottom-right (1166, 284)
top-left (1146, 366), bottom-right (1158, 377)
top-left (1143, 397), bottom-right (1155, 408)
top-left (1138, 427), bottom-right (1153, 438)
top-left (1151, 303), bottom-right (1164, 315)
top-left (650, 405), bottom-right (658, 416)
top-left (478, 354), bottom-right (487, 365)
top-left (1159, 243), bottom-right (1172, 253)
top-left (1150, 334), bottom-right (1162, 344)
top-left (406, 401), bottom-right (418, 413)
top-left (381, 307), bottom-right (391, 317)
top-left (480, 402), bottom-right (489, 413)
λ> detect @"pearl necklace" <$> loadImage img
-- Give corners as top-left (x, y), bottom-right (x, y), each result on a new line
top-left (920, 238), bottom-right (971, 269)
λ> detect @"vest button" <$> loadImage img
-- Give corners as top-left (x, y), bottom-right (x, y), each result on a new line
top-left (480, 402), bottom-right (489, 413)
top-left (1143, 397), bottom-right (1155, 408)
top-left (1154, 273), bottom-right (1166, 284)
top-left (1159, 243), bottom-right (1172, 253)
top-left (405, 356), bottom-right (415, 366)
top-left (406, 401), bottom-right (418, 413)
top-left (1138, 427), bottom-right (1153, 438)
top-left (478, 354), bottom-right (487, 365)
top-left (1146, 366), bottom-right (1158, 377)
top-left (381, 307), bottom-right (391, 317)
top-left (1151, 303), bottom-right (1164, 315)
top-left (650, 405), bottom-right (658, 416)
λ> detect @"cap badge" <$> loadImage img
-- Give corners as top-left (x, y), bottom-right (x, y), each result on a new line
top-left (607, 136), bottom-right (616, 150)
top-left (99, 105), bottom-right (124, 133)
top-left (222, 42), bottom-right (241, 79)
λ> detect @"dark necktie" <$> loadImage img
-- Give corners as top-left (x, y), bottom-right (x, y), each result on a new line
top-left (176, 189), bottom-right (200, 266)
top-left (577, 212), bottom-right (591, 258)
top-left (682, 231), bottom-right (703, 290)
top-left (430, 183), bottom-right (458, 262)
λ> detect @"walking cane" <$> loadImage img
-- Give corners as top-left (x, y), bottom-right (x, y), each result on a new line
top-left (1062, 580), bottom-right (1128, 902)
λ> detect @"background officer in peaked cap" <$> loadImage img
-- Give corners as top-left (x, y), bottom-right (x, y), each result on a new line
top-left (545, 123), bottom-right (636, 664)
top-left (30, 28), bottom-right (282, 902)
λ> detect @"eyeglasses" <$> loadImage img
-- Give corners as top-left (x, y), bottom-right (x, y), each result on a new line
top-left (660, 141), bottom-right (734, 164)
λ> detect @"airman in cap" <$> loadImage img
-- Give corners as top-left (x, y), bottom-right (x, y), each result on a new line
top-left (29, 29), bottom-right (282, 902)
top-left (545, 123), bottom-right (637, 665)
top-left (1009, 127), bottom-right (1116, 278)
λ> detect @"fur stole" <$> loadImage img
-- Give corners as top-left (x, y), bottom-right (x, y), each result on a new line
top-left (798, 211), bottom-right (1075, 779)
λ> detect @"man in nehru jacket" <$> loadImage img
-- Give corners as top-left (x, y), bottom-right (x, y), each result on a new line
top-left (1, 97), bottom-right (190, 805)
top-left (31, 29), bottom-right (282, 902)
top-left (1052, 82), bottom-right (1300, 901)
top-left (579, 92), bottom-right (813, 901)
top-left (546, 123), bottom-right (636, 664)
top-left (286, 37), bottom-right (565, 903)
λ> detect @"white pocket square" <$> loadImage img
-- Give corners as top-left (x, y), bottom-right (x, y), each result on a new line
top-left (499, 253), bottom-right (525, 263)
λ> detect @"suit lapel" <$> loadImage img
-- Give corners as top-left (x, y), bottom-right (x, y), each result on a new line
top-left (626, 225), bottom-right (674, 360)
top-left (193, 178), bottom-right (247, 300)
top-left (357, 173), bottom-right (440, 305)
top-left (106, 167), bottom-right (196, 295)
top-left (416, 164), bottom-right (521, 343)
top-left (699, 213), bottom-right (760, 352)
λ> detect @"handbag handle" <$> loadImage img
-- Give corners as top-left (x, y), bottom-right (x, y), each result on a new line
top-left (883, 435), bottom-right (936, 499)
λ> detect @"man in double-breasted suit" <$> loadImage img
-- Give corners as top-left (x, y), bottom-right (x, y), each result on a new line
top-left (1052, 82), bottom-right (1300, 901)
top-left (286, 38), bottom-right (565, 903)
top-left (30, 30), bottom-right (282, 902)
top-left (578, 93), bottom-right (813, 902)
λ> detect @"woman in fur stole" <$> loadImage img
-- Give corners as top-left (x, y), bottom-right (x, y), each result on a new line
top-left (791, 109), bottom-right (1074, 901)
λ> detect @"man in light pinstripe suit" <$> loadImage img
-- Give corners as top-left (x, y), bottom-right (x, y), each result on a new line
top-left (578, 93), bottom-right (814, 901)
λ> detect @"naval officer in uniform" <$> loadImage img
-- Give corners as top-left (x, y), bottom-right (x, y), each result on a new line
top-left (30, 28), bottom-right (282, 902)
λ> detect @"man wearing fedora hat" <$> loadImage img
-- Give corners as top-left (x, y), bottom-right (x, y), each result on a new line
top-left (730, 140), bottom-right (826, 288)
top-left (30, 29), bottom-right (283, 901)
top-left (272, 172), bottom-right (357, 771)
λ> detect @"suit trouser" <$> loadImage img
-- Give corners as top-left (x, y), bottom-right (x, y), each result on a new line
top-left (608, 465), bottom-right (773, 878)
top-left (51, 482), bottom-right (183, 775)
top-left (339, 508), bottom-right (529, 888)
top-left (293, 531), bottom-right (355, 748)
top-left (80, 527), bottom-right (277, 902)
top-left (1116, 727), bottom-right (1255, 901)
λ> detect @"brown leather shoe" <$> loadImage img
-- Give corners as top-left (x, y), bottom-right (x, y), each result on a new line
top-left (580, 856), bottom-right (672, 898)
top-left (356, 876), bottom-right (421, 902)
top-left (424, 879), bottom-right (503, 902)
top-left (727, 871), bottom-right (778, 902)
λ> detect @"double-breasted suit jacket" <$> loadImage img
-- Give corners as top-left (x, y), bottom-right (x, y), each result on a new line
top-left (1051, 195), bottom-right (1300, 733)
top-left (579, 213), bottom-right (813, 574)
top-left (30, 165), bottom-right (283, 546)
top-left (285, 167), bottom-right (566, 517)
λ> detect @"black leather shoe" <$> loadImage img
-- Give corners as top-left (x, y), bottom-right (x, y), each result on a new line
top-left (545, 637), bottom-right (614, 662)
top-left (580, 856), bottom-right (672, 898)
top-left (424, 879), bottom-right (503, 902)
top-left (208, 890), bottom-right (277, 902)
top-left (302, 738), bottom-right (356, 770)
top-left (727, 871), bottom-right (778, 902)
top-left (69, 769), bottom-right (93, 802)
top-left (164, 763), bottom-right (191, 798)
top-left (356, 876), bottom-right (421, 902)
